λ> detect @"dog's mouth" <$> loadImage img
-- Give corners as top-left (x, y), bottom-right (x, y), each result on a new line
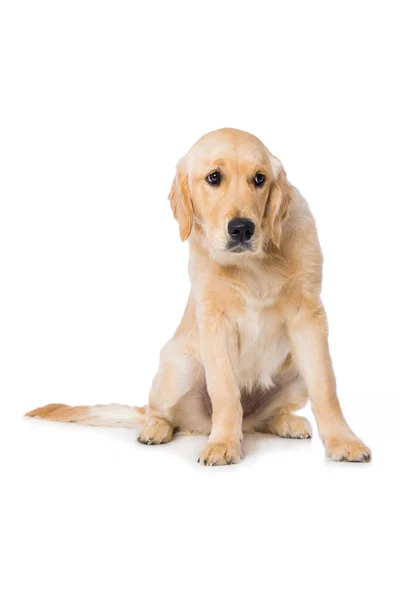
top-left (225, 240), bottom-right (254, 253)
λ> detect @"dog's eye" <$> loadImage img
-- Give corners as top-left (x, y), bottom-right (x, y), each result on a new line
top-left (254, 173), bottom-right (266, 187)
top-left (206, 171), bottom-right (221, 185)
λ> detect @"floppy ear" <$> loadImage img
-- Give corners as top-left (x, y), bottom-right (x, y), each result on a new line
top-left (168, 161), bottom-right (193, 241)
top-left (265, 157), bottom-right (292, 248)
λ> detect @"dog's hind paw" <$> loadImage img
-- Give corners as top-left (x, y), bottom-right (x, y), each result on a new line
top-left (138, 417), bottom-right (173, 445)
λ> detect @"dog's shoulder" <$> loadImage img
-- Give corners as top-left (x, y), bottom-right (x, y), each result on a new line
top-left (280, 186), bottom-right (324, 299)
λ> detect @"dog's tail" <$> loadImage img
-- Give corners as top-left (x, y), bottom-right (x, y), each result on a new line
top-left (25, 403), bottom-right (147, 428)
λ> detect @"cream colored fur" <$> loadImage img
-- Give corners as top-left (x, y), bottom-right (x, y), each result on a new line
top-left (26, 128), bottom-right (371, 466)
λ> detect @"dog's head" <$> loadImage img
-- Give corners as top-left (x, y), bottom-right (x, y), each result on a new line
top-left (169, 128), bottom-right (291, 264)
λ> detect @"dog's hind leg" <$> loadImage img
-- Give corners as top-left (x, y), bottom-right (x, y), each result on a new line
top-left (138, 339), bottom-right (209, 445)
top-left (243, 370), bottom-right (311, 438)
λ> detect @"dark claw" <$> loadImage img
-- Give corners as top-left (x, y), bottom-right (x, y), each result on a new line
top-left (360, 453), bottom-right (371, 462)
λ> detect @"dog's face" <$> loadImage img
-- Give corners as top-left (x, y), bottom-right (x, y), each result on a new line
top-left (169, 129), bottom-right (291, 263)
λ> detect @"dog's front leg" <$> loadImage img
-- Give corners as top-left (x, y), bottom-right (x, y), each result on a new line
top-left (286, 299), bottom-right (371, 462)
top-left (198, 310), bottom-right (242, 466)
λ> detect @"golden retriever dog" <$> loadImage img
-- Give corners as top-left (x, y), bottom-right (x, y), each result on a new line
top-left (26, 128), bottom-right (371, 466)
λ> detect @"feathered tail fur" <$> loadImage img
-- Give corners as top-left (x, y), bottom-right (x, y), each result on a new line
top-left (25, 403), bottom-right (147, 428)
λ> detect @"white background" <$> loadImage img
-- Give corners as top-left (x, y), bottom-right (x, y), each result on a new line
top-left (1, 1), bottom-right (399, 598)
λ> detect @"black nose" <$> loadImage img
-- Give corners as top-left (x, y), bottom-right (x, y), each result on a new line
top-left (227, 218), bottom-right (255, 243)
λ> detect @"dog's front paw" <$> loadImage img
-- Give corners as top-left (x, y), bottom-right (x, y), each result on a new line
top-left (198, 441), bottom-right (242, 466)
top-left (325, 435), bottom-right (371, 462)
top-left (138, 417), bottom-right (173, 445)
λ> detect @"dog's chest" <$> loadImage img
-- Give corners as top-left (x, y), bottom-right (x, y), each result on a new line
top-left (236, 295), bottom-right (290, 390)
